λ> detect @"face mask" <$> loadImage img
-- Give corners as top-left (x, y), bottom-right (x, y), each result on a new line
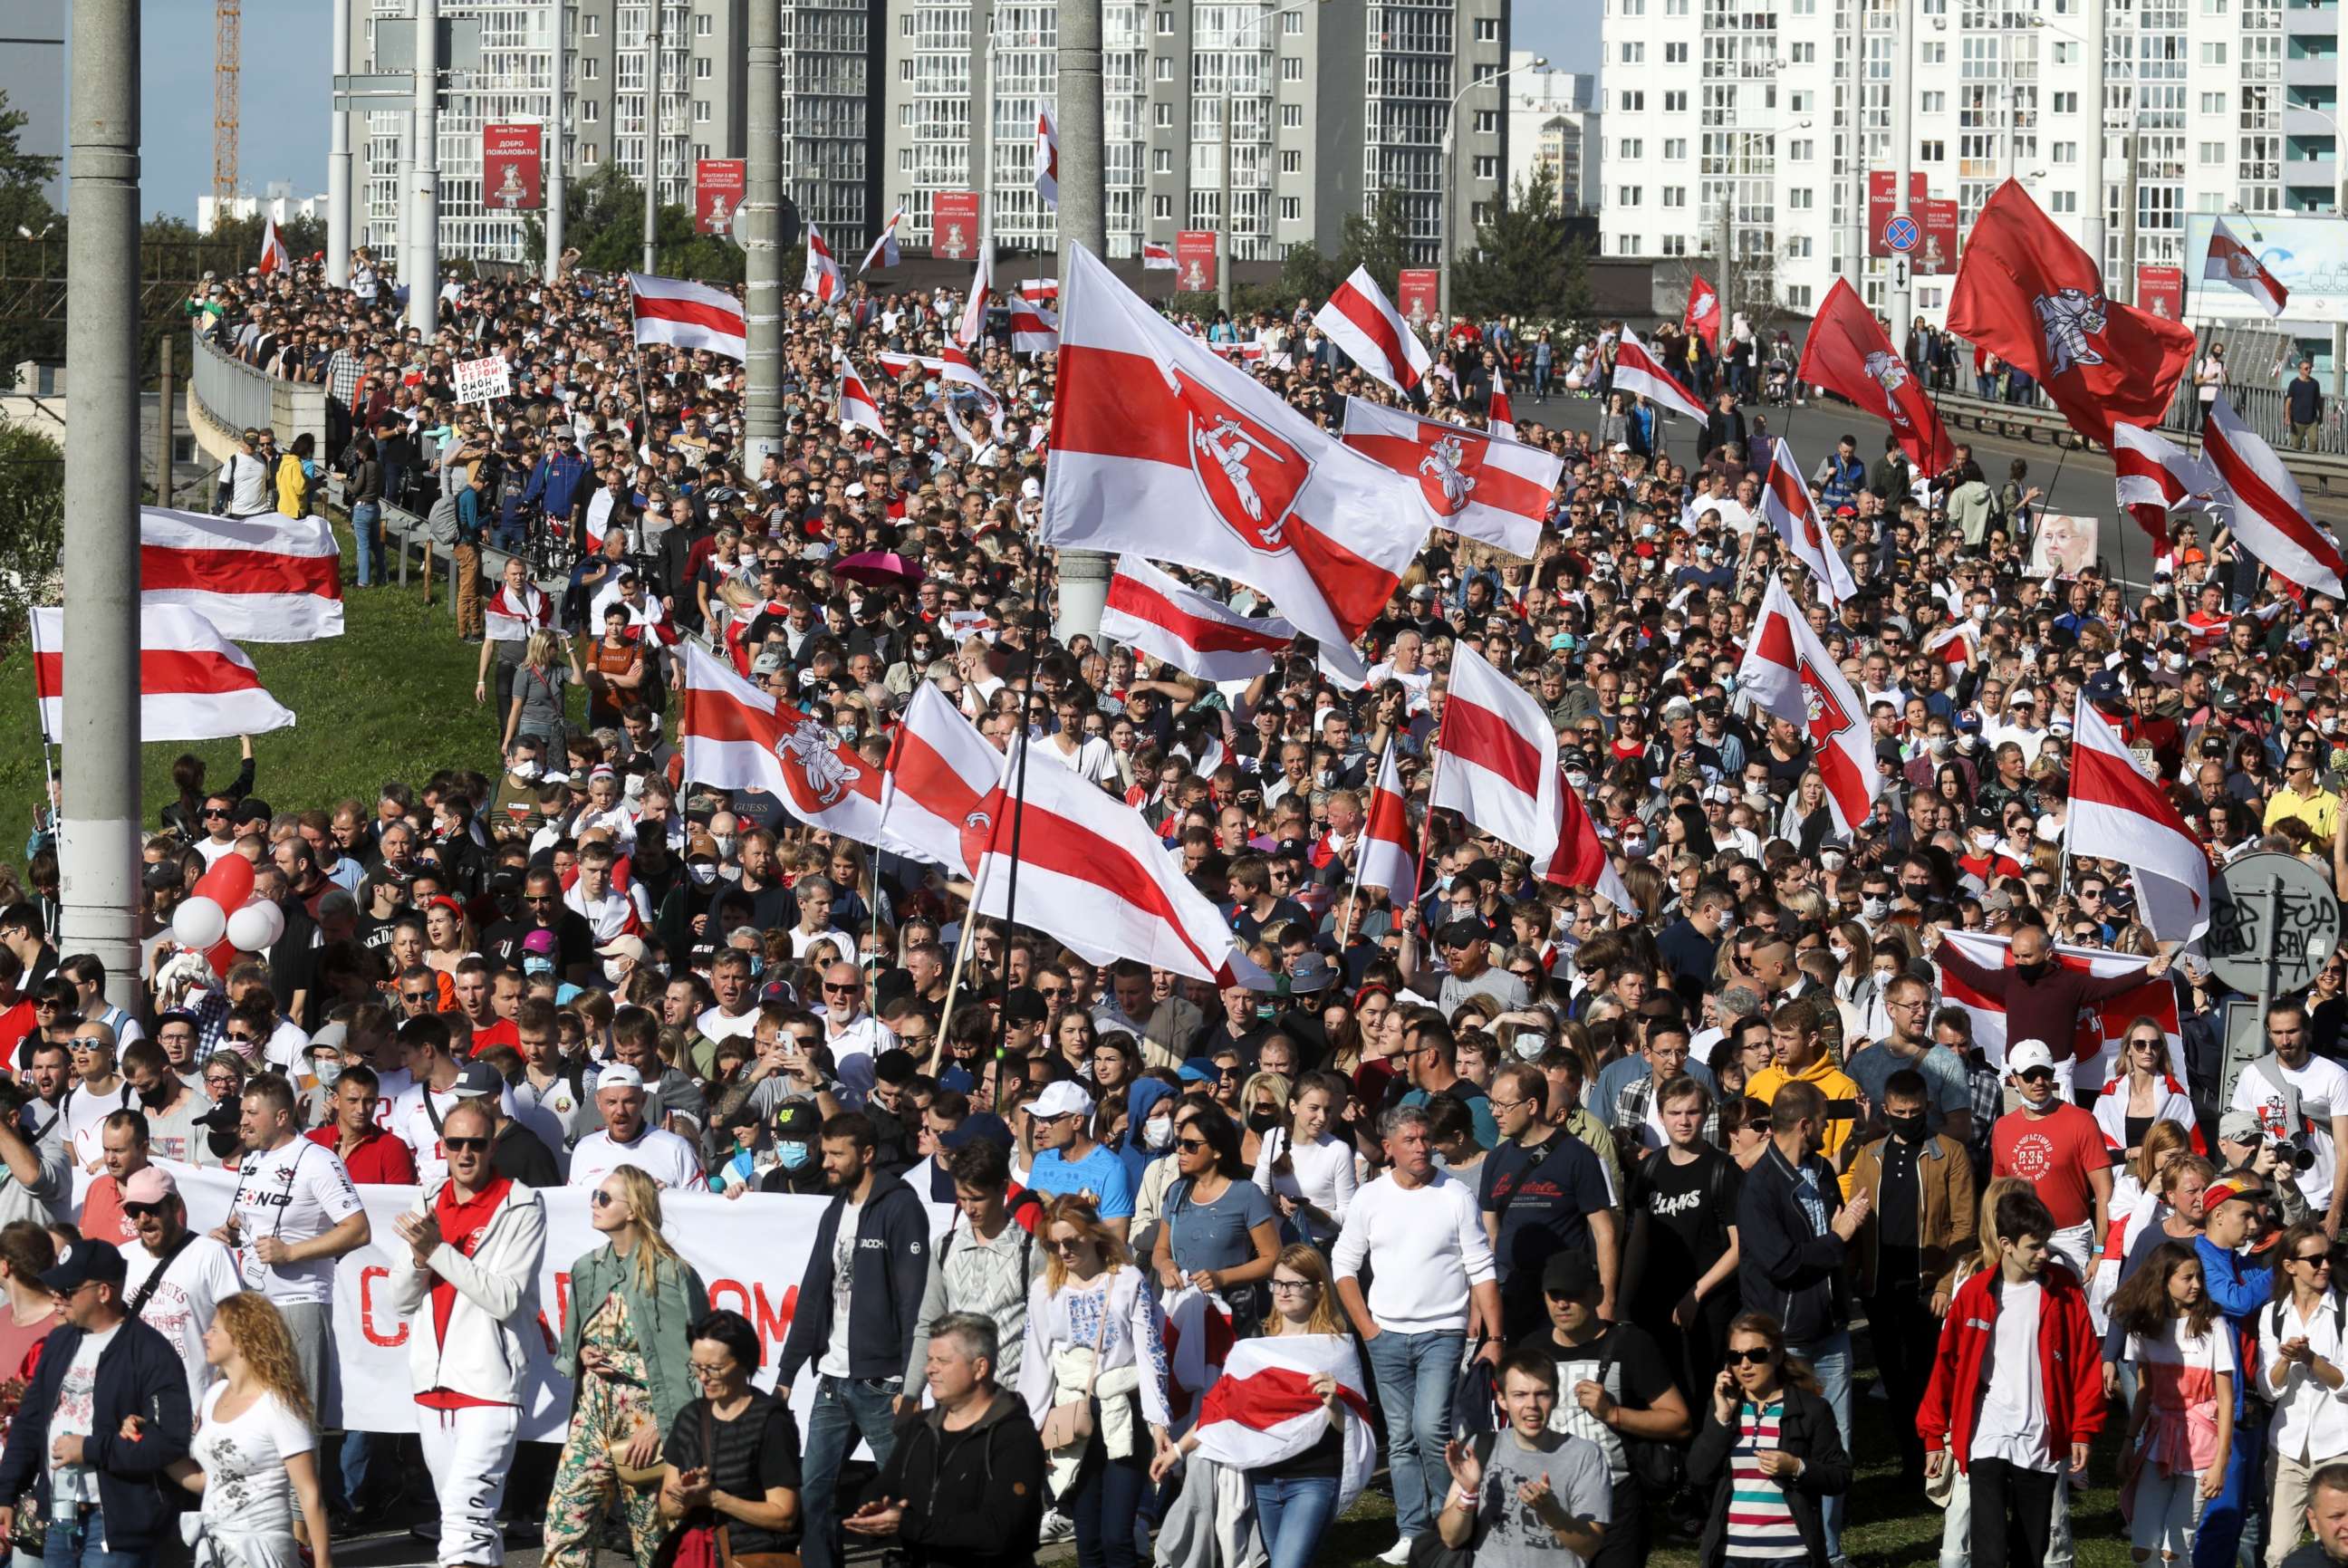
top-left (688, 862), bottom-right (718, 885)
top-left (1246, 1107), bottom-right (1281, 1133)
top-left (623, 775), bottom-right (646, 799)
top-left (1874, 967), bottom-right (1900, 991)
top-left (602, 958), bottom-right (632, 985)
top-left (1861, 896), bottom-right (1890, 921)
top-left (1565, 770), bottom-right (1591, 793)
top-left (1972, 604), bottom-right (1991, 624)
top-left (1828, 943), bottom-right (1852, 964)
top-left (1621, 835), bottom-right (1647, 856)
top-left (711, 833), bottom-right (736, 858)
top-left (743, 952), bottom-right (765, 978)
top-left (524, 955), bottom-right (554, 976)
top-left (1513, 1034), bottom-right (1549, 1062)
top-left (1928, 736), bottom-right (1950, 756)
top-left (1901, 881), bottom-right (1932, 904)
top-left (509, 760), bottom-right (540, 782)
top-left (2015, 959), bottom-right (2050, 983)
top-left (1143, 1115), bottom-right (1174, 1150)
top-left (1437, 874), bottom-right (1456, 891)
top-left (777, 1140), bottom-right (813, 1169)
top-left (2324, 718), bottom-right (2340, 736)
top-left (137, 1082), bottom-right (175, 1110)
top-left (1886, 1112), bottom-right (1929, 1143)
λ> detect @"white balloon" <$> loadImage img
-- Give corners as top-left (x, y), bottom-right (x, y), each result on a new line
top-left (172, 897), bottom-right (227, 950)
top-left (225, 899), bottom-right (284, 953)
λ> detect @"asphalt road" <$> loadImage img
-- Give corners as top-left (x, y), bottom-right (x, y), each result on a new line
top-left (1517, 385), bottom-right (2348, 594)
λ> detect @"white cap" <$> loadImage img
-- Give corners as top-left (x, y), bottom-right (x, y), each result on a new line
top-left (1029, 1081), bottom-right (1095, 1121)
top-left (596, 1063), bottom-right (646, 1093)
top-left (2006, 1039), bottom-right (2057, 1077)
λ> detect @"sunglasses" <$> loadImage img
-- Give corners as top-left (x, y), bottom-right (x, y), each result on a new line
top-left (590, 1189), bottom-right (619, 1208)
top-left (2019, 1068), bottom-right (2056, 1085)
top-left (224, 1032), bottom-right (259, 1044)
top-left (122, 1202), bottom-right (165, 1220)
top-left (445, 1137), bottom-right (490, 1154)
top-left (2296, 1253), bottom-right (2334, 1267)
top-left (1724, 1347), bottom-right (1775, 1366)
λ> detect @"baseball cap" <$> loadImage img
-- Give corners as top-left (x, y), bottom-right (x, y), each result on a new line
top-left (521, 929), bottom-right (558, 957)
top-left (2006, 1039), bottom-right (2058, 1076)
top-left (773, 1101), bottom-right (823, 1141)
top-left (38, 1238), bottom-right (127, 1295)
top-left (1542, 1251), bottom-right (1602, 1297)
top-left (122, 1168), bottom-right (178, 1207)
top-left (1030, 1081), bottom-right (1095, 1121)
top-left (2218, 1110), bottom-right (2265, 1144)
top-left (1001, 987), bottom-right (1050, 1026)
top-left (596, 935), bottom-right (649, 963)
top-left (452, 1059), bottom-right (503, 1098)
top-left (1435, 917), bottom-right (1489, 950)
top-left (937, 1111), bottom-right (1014, 1151)
top-left (2201, 1178), bottom-right (2258, 1213)
top-left (595, 1063), bottom-right (646, 1092)
top-left (1285, 952), bottom-right (1337, 994)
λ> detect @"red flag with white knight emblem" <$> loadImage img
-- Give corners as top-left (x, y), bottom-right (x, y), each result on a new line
top-left (1735, 575), bottom-right (1884, 835)
top-left (1044, 245), bottom-right (1431, 684)
top-left (1797, 277), bottom-right (1956, 473)
top-left (678, 644), bottom-right (885, 842)
top-left (1340, 397), bottom-right (1561, 560)
top-left (1683, 272), bottom-right (1721, 351)
top-left (1949, 179), bottom-right (2194, 446)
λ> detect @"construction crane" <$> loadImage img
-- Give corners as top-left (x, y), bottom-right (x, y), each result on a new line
top-left (214, 0), bottom-right (240, 211)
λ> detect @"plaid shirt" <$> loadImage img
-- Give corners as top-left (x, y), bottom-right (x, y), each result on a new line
top-left (1612, 1070), bottom-right (1722, 1150)
top-left (1964, 1053), bottom-right (2003, 1162)
top-left (326, 349), bottom-right (364, 407)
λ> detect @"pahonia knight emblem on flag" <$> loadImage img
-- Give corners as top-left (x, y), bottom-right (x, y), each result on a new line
top-left (776, 718), bottom-right (862, 807)
top-left (1863, 351), bottom-right (1910, 398)
top-left (1416, 432), bottom-right (1480, 518)
top-left (1169, 366), bottom-right (1312, 553)
top-left (1801, 663), bottom-right (1853, 738)
top-left (2035, 289), bottom-right (2110, 377)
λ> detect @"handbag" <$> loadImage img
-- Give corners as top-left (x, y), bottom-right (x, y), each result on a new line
top-left (1039, 1288), bottom-right (1109, 1450)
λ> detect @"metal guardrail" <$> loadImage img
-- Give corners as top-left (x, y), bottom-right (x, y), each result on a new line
top-left (1894, 388), bottom-right (2348, 495)
top-left (187, 330), bottom-right (328, 457)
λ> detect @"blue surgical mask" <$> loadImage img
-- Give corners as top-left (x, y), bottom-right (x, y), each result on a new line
top-left (312, 1060), bottom-right (343, 1090)
top-left (524, 955), bottom-right (554, 976)
top-left (777, 1140), bottom-right (812, 1169)
top-left (743, 952), bottom-right (765, 978)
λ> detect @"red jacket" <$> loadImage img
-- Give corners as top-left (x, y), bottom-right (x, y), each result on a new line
top-left (1916, 1259), bottom-right (2104, 1474)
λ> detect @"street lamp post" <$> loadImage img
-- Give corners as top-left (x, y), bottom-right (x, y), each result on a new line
top-left (1217, 0), bottom-right (1326, 315)
top-left (2297, 109), bottom-right (2347, 397)
top-left (1439, 53), bottom-right (1548, 325)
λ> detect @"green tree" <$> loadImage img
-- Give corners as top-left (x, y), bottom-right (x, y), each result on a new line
top-left (1452, 167), bottom-right (1594, 334)
top-left (0, 425), bottom-right (63, 641)
top-left (526, 163), bottom-right (742, 284)
top-left (0, 91), bottom-right (58, 244)
top-left (1336, 186), bottom-right (1414, 301)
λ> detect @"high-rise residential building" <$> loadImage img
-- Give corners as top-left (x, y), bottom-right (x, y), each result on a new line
top-left (343, 1), bottom-right (874, 264)
top-left (876, 0), bottom-right (1513, 272)
top-left (1505, 53), bottom-right (1598, 212)
top-left (1597, 0), bottom-right (2343, 322)
top-left (0, 0), bottom-right (65, 209)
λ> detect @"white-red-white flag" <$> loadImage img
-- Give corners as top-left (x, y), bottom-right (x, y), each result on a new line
top-left (957, 236), bottom-right (995, 347)
top-left (1356, 746), bottom-right (1417, 909)
top-left (2111, 422), bottom-right (2224, 551)
top-left (878, 680), bottom-right (1006, 875)
top-left (1430, 643), bottom-right (1560, 861)
top-left (1041, 244), bottom-right (1432, 686)
top-left (1735, 575), bottom-right (1883, 834)
top-left (1923, 620), bottom-right (1975, 676)
top-left (877, 345), bottom-right (1005, 431)
top-left (1101, 556), bottom-right (1295, 682)
top-left (629, 273), bottom-right (747, 361)
top-left (1760, 438), bottom-right (1859, 606)
top-left (1018, 279), bottom-right (1061, 305)
top-left (858, 207), bottom-right (905, 274)
top-left (1612, 328), bottom-right (1709, 423)
top-left (257, 216), bottom-right (289, 276)
top-left (1341, 399), bottom-right (1561, 560)
top-left (31, 605), bottom-right (294, 743)
top-left (678, 643), bottom-right (887, 842)
top-left (1314, 266), bottom-right (1433, 398)
top-left (1009, 293), bottom-right (1060, 355)
top-left (2068, 691), bottom-right (2210, 945)
top-left (140, 506), bottom-right (344, 642)
top-left (2207, 217), bottom-right (2289, 319)
top-left (1034, 107), bottom-right (1060, 206)
top-left (2205, 392), bottom-right (2347, 601)
top-left (1938, 928), bottom-right (2180, 1080)
top-left (1191, 1335), bottom-right (1380, 1515)
top-left (803, 225), bottom-right (846, 303)
top-left (483, 581), bottom-right (553, 645)
top-left (838, 359), bottom-right (887, 439)
top-left (1531, 770), bottom-right (1635, 915)
top-left (962, 738), bottom-right (1274, 986)
top-left (1142, 240), bottom-right (1178, 271)
top-left (1487, 379), bottom-right (1516, 437)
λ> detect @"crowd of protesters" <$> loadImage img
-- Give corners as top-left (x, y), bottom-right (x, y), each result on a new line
top-left (2, 239), bottom-right (2319, 1568)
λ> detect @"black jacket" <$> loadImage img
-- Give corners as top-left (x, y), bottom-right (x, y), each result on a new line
top-left (0, 1316), bottom-right (193, 1554)
top-left (779, 1169), bottom-right (930, 1386)
top-left (873, 1390), bottom-right (1047, 1568)
top-left (1689, 1380), bottom-right (1851, 1568)
top-left (1735, 1142), bottom-right (1852, 1346)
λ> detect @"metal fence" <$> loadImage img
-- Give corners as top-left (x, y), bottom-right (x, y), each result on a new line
top-left (186, 330), bottom-right (328, 457)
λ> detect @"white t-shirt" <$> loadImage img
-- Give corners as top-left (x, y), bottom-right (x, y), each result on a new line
top-left (819, 1198), bottom-right (863, 1379)
top-left (697, 1005), bottom-right (760, 1045)
top-left (61, 1080), bottom-right (137, 1172)
top-left (1971, 1278), bottom-right (2053, 1470)
top-left (389, 1078), bottom-right (526, 1191)
top-left (370, 1065), bottom-right (416, 1130)
top-left (122, 1235), bottom-right (245, 1409)
top-left (2230, 1053), bottom-right (2348, 1213)
top-left (567, 1123), bottom-right (705, 1191)
top-left (226, 1138), bottom-right (365, 1304)
top-left (193, 1383), bottom-right (313, 1540)
top-left (52, 1321), bottom-right (121, 1510)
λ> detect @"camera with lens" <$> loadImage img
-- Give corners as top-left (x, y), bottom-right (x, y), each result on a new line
top-left (2260, 1130), bottom-right (2321, 1173)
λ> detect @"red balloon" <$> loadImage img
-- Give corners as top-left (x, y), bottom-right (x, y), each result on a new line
top-left (193, 853), bottom-right (255, 912)
top-left (204, 938), bottom-right (239, 980)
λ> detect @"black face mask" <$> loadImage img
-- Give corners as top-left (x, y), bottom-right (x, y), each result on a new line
top-left (137, 1082), bottom-right (175, 1110)
top-left (1246, 1108), bottom-right (1281, 1134)
top-left (1901, 881), bottom-right (1932, 904)
top-left (2015, 960), bottom-right (2051, 983)
top-left (1886, 1112), bottom-right (1930, 1143)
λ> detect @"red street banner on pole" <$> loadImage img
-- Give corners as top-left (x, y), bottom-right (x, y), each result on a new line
top-left (2137, 265), bottom-right (2186, 322)
top-left (1175, 230), bottom-right (1217, 293)
top-left (693, 159), bottom-right (744, 235)
top-left (1866, 171), bottom-right (1929, 257)
top-left (1397, 269), bottom-right (1439, 332)
top-left (481, 124), bottom-right (543, 211)
top-left (930, 191), bottom-right (979, 260)
top-left (1918, 198), bottom-right (1960, 275)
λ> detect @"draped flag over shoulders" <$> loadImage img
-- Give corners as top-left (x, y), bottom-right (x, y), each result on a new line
top-left (1938, 928), bottom-right (2181, 1082)
top-left (1190, 1334), bottom-right (1380, 1515)
top-left (1948, 179), bottom-right (2194, 446)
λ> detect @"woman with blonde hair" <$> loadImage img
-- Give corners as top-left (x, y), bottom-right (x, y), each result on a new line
top-left (503, 626), bottom-right (581, 754)
top-left (138, 1290), bottom-right (335, 1568)
top-left (545, 1166), bottom-right (713, 1567)
top-left (1021, 1196), bottom-right (1173, 1568)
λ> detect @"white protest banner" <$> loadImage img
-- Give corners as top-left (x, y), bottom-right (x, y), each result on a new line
top-left (167, 1162), bottom-right (828, 1440)
top-left (453, 354), bottom-right (513, 406)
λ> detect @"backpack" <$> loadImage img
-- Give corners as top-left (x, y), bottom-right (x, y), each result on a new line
top-left (426, 491), bottom-right (462, 548)
top-left (2258, 1287), bottom-right (2347, 1404)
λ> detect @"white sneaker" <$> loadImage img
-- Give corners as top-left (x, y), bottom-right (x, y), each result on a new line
top-left (1039, 1509), bottom-right (1075, 1545)
top-left (1378, 1536), bottom-right (1416, 1566)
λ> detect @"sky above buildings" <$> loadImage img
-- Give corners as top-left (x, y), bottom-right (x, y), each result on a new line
top-left (135, 1), bottom-right (1591, 221)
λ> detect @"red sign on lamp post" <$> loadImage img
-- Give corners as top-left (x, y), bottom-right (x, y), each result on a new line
top-left (1175, 230), bottom-right (1218, 293)
top-left (930, 192), bottom-right (980, 261)
top-left (693, 160), bottom-right (745, 235)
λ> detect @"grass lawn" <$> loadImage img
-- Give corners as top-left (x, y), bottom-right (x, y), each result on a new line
top-left (0, 519), bottom-right (517, 827)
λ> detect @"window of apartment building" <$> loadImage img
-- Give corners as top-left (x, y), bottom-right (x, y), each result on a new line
top-left (2051, 139), bottom-right (2076, 161)
top-left (1920, 43), bottom-right (1944, 64)
top-left (1473, 155), bottom-right (1497, 178)
top-left (1786, 42), bottom-right (1813, 63)
top-left (1621, 42), bottom-right (1645, 63)
top-left (1619, 185), bottom-right (1642, 205)
top-left (1620, 91), bottom-right (1644, 111)
top-left (1476, 17), bottom-right (1501, 40)
top-left (694, 56), bottom-right (712, 79)
top-left (1664, 41), bottom-right (1689, 62)
top-left (2052, 41), bottom-right (2078, 63)
top-left (1475, 110), bottom-right (1498, 133)
top-left (1662, 186), bottom-right (1687, 207)
top-left (2052, 91), bottom-right (2077, 112)
top-left (2199, 140), bottom-right (2226, 163)
top-left (1281, 149), bottom-right (1302, 173)
top-left (1785, 284), bottom-right (1812, 308)
top-left (2200, 42), bottom-right (2226, 63)
top-left (901, 12), bottom-right (915, 34)
top-left (583, 141), bottom-right (600, 164)
top-left (1786, 236), bottom-right (1812, 256)
top-left (693, 99), bottom-right (710, 122)
top-left (582, 13), bottom-right (599, 36)
top-left (900, 59), bottom-right (913, 81)
top-left (1663, 90), bottom-right (1688, 111)
top-left (1281, 55), bottom-right (1303, 81)
top-left (1788, 188), bottom-right (1814, 207)
top-left (582, 99), bottom-right (601, 123)
top-left (1621, 0), bottom-right (1645, 14)
top-left (1472, 200), bottom-right (1494, 225)
top-left (900, 104), bottom-right (913, 126)
top-left (1788, 137), bottom-right (1813, 159)
top-left (1919, 90), bottom-right (1944, 112)
top-left (2200, 91), bottom-right (2226, 113)
top-left (900, 149), bottom-right (913, 171)
top-left (1616, 233), bottom-right (1642, 253)
top-left (1660, 235), bottom-right (1687, 255)
top-left (1154, 147), bottom-right (1173, 172)
top-left (1787, 91), bottom-right (1810, 111)
top-left (1661, 137), bottom-right (1683, 158)
top-left (1475, 63), bottom-right (1498, 83)
top-left (1154, 194), bottom-right (1174, 217)
top-left (1619, 137), bottom-right (1643, 157)
top-left (1916, 139), bottom-right (1940, 160)
top-left (1158, 9), bottom-right (1174, 32)
top-left (1284, 9), bottom-right (1304, 32)
top-left (1280, 197), bottom-right (1301, 220)
top-left (693, 142), bottom-right (707, 162)
top-left (1155, 101), bottom-right (1174, 127)
top-left (1281, 103), bottom-right (1303, 127)
top-left (2050, 189), bottom-right (2077, 211)
top-left (1155, 56), bottom-right (1172, 80)
top-left (694, 13), bottom-right (710, 35)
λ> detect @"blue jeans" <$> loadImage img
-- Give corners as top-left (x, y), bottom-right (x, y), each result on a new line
top-left (351, 501), bottom-right (382, 586)
top-left (1363, 1327), bottom-right (1463, 1540)
top-left (1251, 1474), bottom-right (1340, 1568)
top-left (1788, 1329), bottom-right (1852, 1563)
top-left (801, 1373), bottom-right (902, 1568)
top-left (337, 1429), bottom-right (370, 1508)
top-left (40, 1506), bottom-right (146, 1568)
top-left (1069, 1433), bottom-right (1149, 1568)
top-left (2194, 1408), bottom-right (2267, 1568)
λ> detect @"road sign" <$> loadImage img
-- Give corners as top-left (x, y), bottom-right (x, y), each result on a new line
top-left (1883, 214), bottom-right (1920, 253)
top-left (2207, 851), bottom-right (2341, 996)
top-left (1889, 255), bottom-right (1911, 291)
